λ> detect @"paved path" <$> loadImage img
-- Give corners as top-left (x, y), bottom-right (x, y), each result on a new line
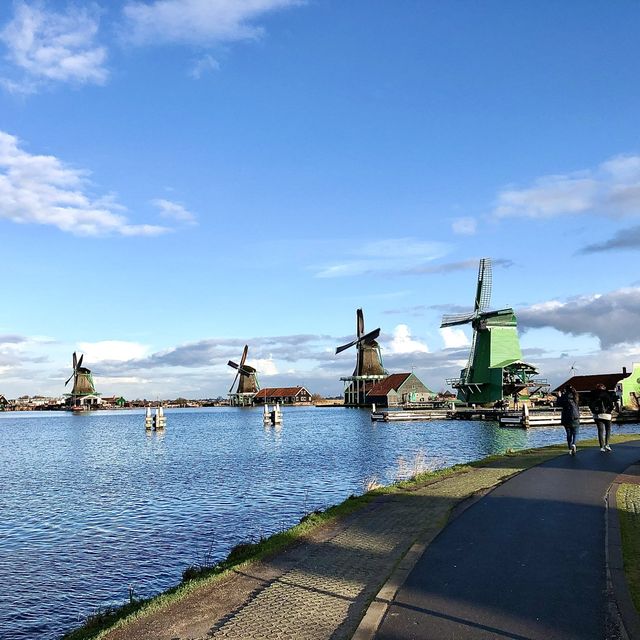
top-left (200, 465), bottom-right (521, 640)
top-left (105, 452), bottom-right (557, 640)
top-left (375, 441), bottom-right (640, 640)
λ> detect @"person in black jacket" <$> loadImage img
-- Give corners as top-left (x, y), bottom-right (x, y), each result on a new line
top-left (589, 383), bottom-right (615, 452)
top-left (557, 386), bottom-right (580, 455)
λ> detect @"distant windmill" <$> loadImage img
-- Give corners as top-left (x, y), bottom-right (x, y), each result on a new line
top-left (440, 258), bottom-right (540, 404)
top-left (227, 345), bottom-right (259, 406)
top-left (65, 352), bottom-right (99, 410)
top-left (336, 308), bottom-right (387, 406)
top-left (569, 362), bottom-right (579, 376)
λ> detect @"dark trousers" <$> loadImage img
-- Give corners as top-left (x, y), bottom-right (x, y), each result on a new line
top-left (564, 424), bottom-right (578, 447)
top-left (594, 419), bottom-right (611, 448)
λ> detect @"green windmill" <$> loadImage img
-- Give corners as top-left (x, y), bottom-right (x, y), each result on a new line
top-left (440, 258), bottom-right (541, 405)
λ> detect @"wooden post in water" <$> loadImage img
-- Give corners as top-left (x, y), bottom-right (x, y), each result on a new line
top-left (145, 406), bottom-right (153, 431)
top-left (522, 403), bottom-right (530, 429)
top-left (153, 406), bottom-right (166, 430)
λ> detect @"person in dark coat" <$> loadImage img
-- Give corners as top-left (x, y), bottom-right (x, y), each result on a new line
top-left (589, 383), bottom-right (615, 452)
top-left (557, 385), bottom-right (580, 455)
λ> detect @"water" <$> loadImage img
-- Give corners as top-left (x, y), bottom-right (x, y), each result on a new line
top-left (0, 407), bottom-right (638, 640)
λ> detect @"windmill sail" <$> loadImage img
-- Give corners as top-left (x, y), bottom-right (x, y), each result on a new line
top-left (476, 257), bottom-right (492, 312)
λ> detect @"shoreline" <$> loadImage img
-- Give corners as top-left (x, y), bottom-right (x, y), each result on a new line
top-left (61, 435), bottom-right (640, 640)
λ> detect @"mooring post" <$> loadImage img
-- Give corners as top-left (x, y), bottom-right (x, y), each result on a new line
top-left (145, 406), bottom-right (153, 430)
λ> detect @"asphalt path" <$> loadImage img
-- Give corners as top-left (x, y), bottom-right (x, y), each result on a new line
top-left (375, 440), bottom-right (640, 640)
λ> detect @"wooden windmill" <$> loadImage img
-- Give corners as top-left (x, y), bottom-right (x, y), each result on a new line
top-left (336, 308), bottom-right (387, 406)
top-left (65, 352), bottom-right (100, 410)
top-left (227, 345), bottom-right (259, 406)
top-left (440, 258), bottom-right (541, 405)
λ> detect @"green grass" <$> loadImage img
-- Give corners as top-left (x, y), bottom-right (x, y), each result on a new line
top-left (63, 434), bottom-right (640, 640)
top-left (617, 482), bottom-right (640, 613)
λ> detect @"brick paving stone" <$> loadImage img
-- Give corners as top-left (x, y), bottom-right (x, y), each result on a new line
top-left (200, 466), bottom-right (524, 640)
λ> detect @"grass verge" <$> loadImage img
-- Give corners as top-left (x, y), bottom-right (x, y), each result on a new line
top-left (617, 482), bottom-right (640, 613)
top-left (63, 434), bottom-right (640, 640)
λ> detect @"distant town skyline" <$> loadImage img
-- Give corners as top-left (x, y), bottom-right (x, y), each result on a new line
top-left (1, 0), bottom-right (639, 399)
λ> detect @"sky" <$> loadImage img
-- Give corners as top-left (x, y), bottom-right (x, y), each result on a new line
top-left (1, 0), bottom-right (639, 400)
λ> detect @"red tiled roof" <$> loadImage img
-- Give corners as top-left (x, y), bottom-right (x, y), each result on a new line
top-left (254, 387), bottom-right (308, 399)
top-left (553, 372), bottom-right (630, 393)
top-left (366, 373), bottom-right (411, 397)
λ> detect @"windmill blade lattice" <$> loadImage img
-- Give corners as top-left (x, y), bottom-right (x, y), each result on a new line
top-left (335, 327), bottom-right (380, 354)
top-left (227, 345), bottom-right (257, 393)
top-left (66, 351), bottom-right (79, 386)
top-left (440, 311), bottom-right (476, 328)
top-left (356, 308), bottom-right (365, 337)
top-left (463, 330), bottom-right (478, 383)
top-left (476, 258), bottom-right (492, 312)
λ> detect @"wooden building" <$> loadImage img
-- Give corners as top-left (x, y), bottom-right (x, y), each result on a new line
top-left (366, 372), bottom-right (434, 408)
top-left (101, 396), bottom-right (127, 408)
top-left (253, 386), bottom-right (312, 405)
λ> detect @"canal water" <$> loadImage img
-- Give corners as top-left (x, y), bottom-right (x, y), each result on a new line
top-left (1, 407), bottom-right (638, 639)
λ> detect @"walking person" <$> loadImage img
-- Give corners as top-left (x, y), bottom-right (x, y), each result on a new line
top-left (589, 383), bottom-right (615, 452)
top-left (557, 386), bottom-right (580, 455)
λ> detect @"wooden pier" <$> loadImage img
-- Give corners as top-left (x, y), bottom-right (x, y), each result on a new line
top-left (370, 405), bottom-right (640, 428)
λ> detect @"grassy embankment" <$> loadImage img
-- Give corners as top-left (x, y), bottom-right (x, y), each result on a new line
top-left (617, 482), bottom-right (640, 613)
top-left (63, 434), bottom-right (640, 640)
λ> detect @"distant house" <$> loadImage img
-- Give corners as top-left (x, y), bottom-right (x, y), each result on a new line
top-left (366, 373), bottom-right (434, 408)
top-left (0, 395), bottom-right (8, 410)
top-left (253, 386), bottom-right (312, 405)
top-left (101, 396), bottom-right (127, 407)
top-left (553, 364), bottom-right (640, 410)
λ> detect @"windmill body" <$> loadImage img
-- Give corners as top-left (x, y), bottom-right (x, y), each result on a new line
top-left (441, 259), bottom-right (544, 405)
top-left (337, 309), bottom-right (387, 406)
top-left (227, 345), bottom-right (260, 406)
top-left (65, 352), bottom-right (101, 410)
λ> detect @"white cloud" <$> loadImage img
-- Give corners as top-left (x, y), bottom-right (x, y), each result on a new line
top-left (97, 375), bottom-right (151, 386)
top-left (387, 324), bottom-right (429, 355)
top-left (0, 131), bottom-right (169, 236)
top-left (77, 341), bottom-right (150, 363)
top-left (493, 154), bottom-right (640, 219)
top-left (123, 0), bottom-right (303, 46)
top-left (451, 216), bottom-right (477, 235)
top-left (250, 356), bottom-right (278, 375)
top-left (315, 239), bottom-right (449, 278)
top-left (152, 198), bottom-right (197, 225)
top-left (439, 327), bottom-right (470, 349)
top-left (189, 53), bottom-right (219, 79)
top-left (0, 2), bottom-right (108, 92)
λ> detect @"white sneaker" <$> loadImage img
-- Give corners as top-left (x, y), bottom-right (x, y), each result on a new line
top-left (571, 444), bottom-right (577, 454)
top-left (605, 445), bottom-right (612, 451)
top-left (568, 448), bottom-right (573, 455)
top-left (600, 447), bottom-right (606, 452)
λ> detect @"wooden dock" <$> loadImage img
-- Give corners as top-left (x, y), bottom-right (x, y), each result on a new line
top-left (370, 406), bottom-right (640, 428)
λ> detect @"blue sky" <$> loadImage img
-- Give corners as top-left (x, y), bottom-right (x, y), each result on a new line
top-left (1, 0), bottom-right (639, 399)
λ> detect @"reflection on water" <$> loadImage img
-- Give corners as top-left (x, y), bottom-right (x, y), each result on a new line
top-left (0, 407), bottom-right (637, 639)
